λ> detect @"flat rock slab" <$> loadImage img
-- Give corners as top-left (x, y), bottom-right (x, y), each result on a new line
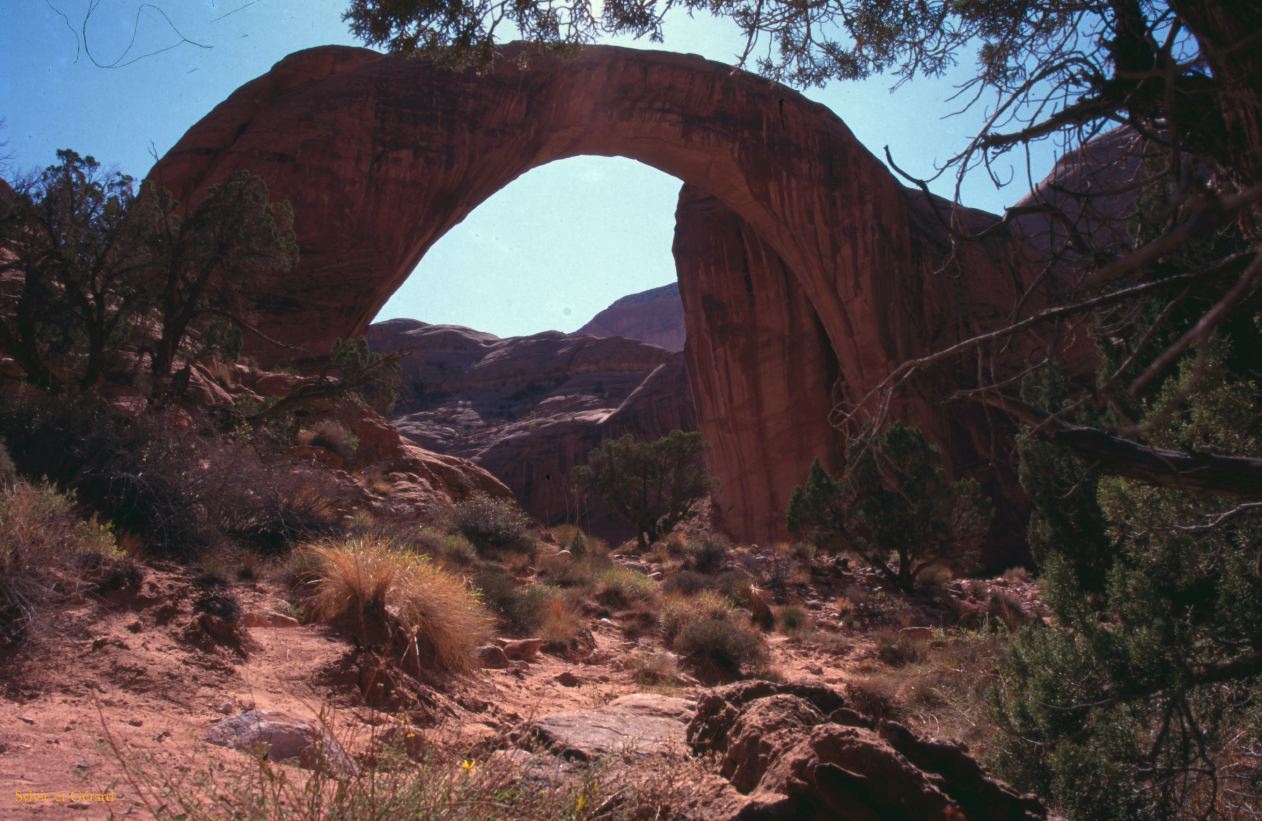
top-left (205, 709), bottom-right (355, 774)
top-left (531, 694), bottom-right (695, 760)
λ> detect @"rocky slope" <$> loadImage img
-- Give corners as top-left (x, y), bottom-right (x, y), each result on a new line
top-left (368, 319), bottom-right (696, 536)
top-left (574, 282), bottom-right (686, 352)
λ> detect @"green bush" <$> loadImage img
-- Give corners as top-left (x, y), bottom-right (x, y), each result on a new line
top-left (675, 616), bottom-right (768, 682)
top-left (1, 480), bottom-right (120, 646)
top-left (595, 566), bottom-right (658, 608)
top-left (573, 431), bottom-right (714, 548)
top-left (787, 423), bottom-right (992, 594)
top-left (451, 493), bottom-right (535, 555)
top-left (776, 605), bottom-right (810, 636)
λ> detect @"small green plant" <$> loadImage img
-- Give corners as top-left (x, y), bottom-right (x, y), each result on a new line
top-left (627, 651), bottom-right (682, 686)
top-left (451, 493), bottom-right (535, 555)
top-left (595, 566), bottom-right (658, 608)
top-left (776, 604), bottom-right (810, 636)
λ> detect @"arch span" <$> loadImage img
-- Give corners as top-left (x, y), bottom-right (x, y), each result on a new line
top-left (152, 44), bottom-right (1033, 549)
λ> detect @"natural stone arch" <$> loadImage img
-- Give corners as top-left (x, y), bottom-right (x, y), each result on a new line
top-left (152, 44), bottom-right (1033, 551)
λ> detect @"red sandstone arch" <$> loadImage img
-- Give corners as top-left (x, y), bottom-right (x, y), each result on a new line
top-left (151, 44), bottom-right (1033, 550)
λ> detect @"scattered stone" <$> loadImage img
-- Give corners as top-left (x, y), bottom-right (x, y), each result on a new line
top-left (128, 718), bottom-right (144, 727)
top-left (804, 663), bottom-right (824, 676)
top-left (500, 638), bottom-right (544, 661)
top-left (242, 611), bottom-right (301, 629)
top-left (477, 645), bottom-right (511, 669)
top-left (17, 715), bottom-right (34, 725)
top-left (555, 671), bottom-right (581, 687)
top-left (206, 710), bottom-right (356, 775)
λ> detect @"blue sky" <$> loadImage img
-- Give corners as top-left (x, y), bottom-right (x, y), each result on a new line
top-left (1, 1), bottom-right (1057, 337)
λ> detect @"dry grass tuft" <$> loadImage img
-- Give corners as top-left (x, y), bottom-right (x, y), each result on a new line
top-left (302, 537), bottom-right (491, 676)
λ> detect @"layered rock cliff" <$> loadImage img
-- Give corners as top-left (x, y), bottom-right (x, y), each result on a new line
top-left (367, 319), bottom-right (696, 537)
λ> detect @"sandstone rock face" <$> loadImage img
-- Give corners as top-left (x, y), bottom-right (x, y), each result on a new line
top-left (152, 44), bottom-right (1037, 549)
top-left (675, 187), bottom-right (846, 542)
top-left (368, 319), bottom-right (695, 536)
top-left (575, 282), bottom-right (686, 352)
top-left (688, 681), bottom-right (1052, 820)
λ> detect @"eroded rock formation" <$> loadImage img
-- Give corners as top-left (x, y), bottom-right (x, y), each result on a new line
top-left (151, 44), bottom-right (1039, 550)
top-left (368, 319), bottom-right (695, 536)
top-left (575, 282), bottom-right (686, 352)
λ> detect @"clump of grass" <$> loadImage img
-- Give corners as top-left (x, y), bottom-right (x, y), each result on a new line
top-left (0, 480), bottom-right (120, 645)
top-left (626, 651), bottom-right (682, 686)
top-left (595, 567), bottom-right (658, 609)
top-left (536, 592), bottom-right (585, 646)
top-left (682, 534), bottom-right (728, 574)
top-left (307, 419), bottom-right (360, 464)
top-left (661, 569), bottom-right (713, 596)
top-left (776, 604), bottom-right (811, 636)
top-left (450, 493), bottom-right (535, 555)
top-left (659, 590), bottom-right (767, 681)
top-left (302, 537), bottom-right (490, 676)
top-left (872, 627), bottom-right (928, 668)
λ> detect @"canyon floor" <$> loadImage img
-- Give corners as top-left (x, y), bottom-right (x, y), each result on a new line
top-left (0, 532), bottom-right (1043, 819)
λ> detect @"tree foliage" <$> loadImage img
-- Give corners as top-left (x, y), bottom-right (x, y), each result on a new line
top-left (0, 151), bottom-right (297, 401)
top-left (996, 340), bottom-right (1262, 818)
top-left (787, 422), bottom-right (992, 593)
top-left (573, 430), bottom-right (713, 548)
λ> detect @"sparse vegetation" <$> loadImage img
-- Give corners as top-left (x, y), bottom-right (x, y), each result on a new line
top-left (308, 419), bottom-right (360, 464)
top-left (659, 590), bottom-right (767, 681)
top-left (776, 604), bottom-right (810, 637)
top-left (595, 566), bottom-right (657, 609)
top-left (451, 492), bottom-right (536, 555)
top-left (0, 479), bottom-right (120, 645)
top-left (302, 537), bottom-right (491, 676)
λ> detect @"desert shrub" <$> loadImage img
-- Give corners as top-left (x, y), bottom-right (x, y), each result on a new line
top-left (776, 605), bottom-right (811, 636)
top-left (538, 549), bottom-right (610, 590)
top-left (715, 571), bottom-right (755, 608)
top-left (0, 390), bottom-right (343, 558)
top-left (789, 541), bottom-right (817, 563)
top-left (787, 422), bottom-right (993, 593)
top-left (573, 430), bottom-right (714, 548)
top-left (406, 526), bottom-right (477, 566)
top-left (662, 569), bottom-right (713, 596)
top-left (675, 616), bottom-right (768, 682)
top-left (660, 590), bottom-right (767, 680)
top-left (451, 493), bottom-right (535, 555)
top-left (627, 651), bottom-right (682, 686)
top-left (595, 566), bottom-right (658, 609)
top-left (0, 481), bottom-right (119, 645)
top-left (872, 629), bottom-right (927, 668)
top-left (302, 537), bottom-right (490, 676)
top-left (683, 534), bottom-right (728, 574)
top-left (475, 570), bottom-right (554, 634)
top-left (308, 419), bottom-right (360, 464)
top-left (660, 591), bottom-right (736, 643)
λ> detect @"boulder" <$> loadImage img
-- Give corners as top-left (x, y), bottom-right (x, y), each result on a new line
top-left (688, 681), bottom-right (1053, 821)
top-left (205, 710), bottom-right (355, 775)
